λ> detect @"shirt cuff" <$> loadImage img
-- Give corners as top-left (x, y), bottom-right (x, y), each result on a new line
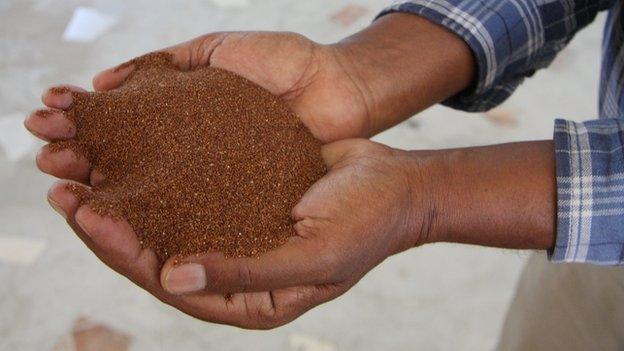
top-left (377, 0), bottom-right (541, 112)
top-left (551, 119), bottom-right (624, 265)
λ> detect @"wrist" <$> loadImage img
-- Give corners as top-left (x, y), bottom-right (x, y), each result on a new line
top-left (330, 12), bottom-right (475, 136)
top-left (394, 148), bottom-right (450, 248)
top-left (430, 141), bottom-right (557, 250)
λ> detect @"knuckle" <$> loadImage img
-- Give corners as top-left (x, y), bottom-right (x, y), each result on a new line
top-left (240, 295), bottom-right (283, 330)
top-left (235, 263), bottom-right (254, 292)
top-left (291, 203), bottom-right (306, 221)
top-left (188, 32), bottom-right (230, 67)
top-left (202, 269), bottom-right (223, 292)
top-left (247, 289), bottom-right (313, 329)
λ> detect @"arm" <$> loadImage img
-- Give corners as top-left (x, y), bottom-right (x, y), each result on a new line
top-left (411, 126), bottom-right (624, 266)
top-left (28, 0), bottom-right (621, 330)
top-left (409, 126), bottom-right (624, 265)
top-left (353, 1), bottom-right (623, 265)
top-left (422, 141), bottom-right (557, 251)
top-left (325, 0), bottom-right (614, 133)
top-left (372, 0), bottom-right (616, 111)
top-left (331, 13), bottom-right (476, 135)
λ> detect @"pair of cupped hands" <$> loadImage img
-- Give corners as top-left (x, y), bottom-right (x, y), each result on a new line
top-left (25, 31), bottom-right (442, 329)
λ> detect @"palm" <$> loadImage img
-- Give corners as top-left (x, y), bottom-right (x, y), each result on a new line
top-left (176, 140), bottom-right (416, 327)
top-left (293, 140), bottom-right (416, 261)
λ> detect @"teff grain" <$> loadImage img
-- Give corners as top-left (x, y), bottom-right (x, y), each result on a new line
top-left (52, 52), bottom-right (325, 260)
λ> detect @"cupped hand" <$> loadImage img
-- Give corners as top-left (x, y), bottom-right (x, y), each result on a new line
top-left (43, 138), bottom-right (437, 329)
top-left (25, 31), bottom-right (437, 328)
top-left (25, 31), bottom-right (373, 186)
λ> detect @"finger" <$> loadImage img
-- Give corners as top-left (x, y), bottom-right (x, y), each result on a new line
top-left (47, 180), bottom-right (83, 220)
top-left (160, 236), bottom-right (342, 294)
top-left (176, 290), bottom-right (269, 328)
top-left (160, 288), bottom-right (279, 328)
top-left (36, 145), bottom-right (91, 184)
top-left (24, 109), bottom-right (75, 141)
top-left (268, 283), bottom-right (351, 323)
top-left (90, 170), bottom-right (106, 186)
top-left (48, 181), bottom-right (177, 298)
top-left (41, 85), bottom-right (86, 110)
top-left (65, 204), bottom-right (282, 327)
top-left (48, 184), bottom-right (264, 325)
top-left (92, 63), bottom-right (135, 91)
top-left (188, 283), bottom-right (347, 329)
top-left (173, 286), bottom-right (321, 329)
top-left (71, 195), bottom-right (162, 289)
top-left (74, 205), bottom-right (143, 265)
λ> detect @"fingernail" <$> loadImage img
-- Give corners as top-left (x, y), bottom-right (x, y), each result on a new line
top-left (44, 87), bottom-right (73, 109)
top-left (47, 197), bottom-right (66, 219)
top-left (164, 263), bottom-right (207, 294)
top-left (25, 122), bottom-right (47, 141)
top-left (74, 207), bottom-right (94, 239)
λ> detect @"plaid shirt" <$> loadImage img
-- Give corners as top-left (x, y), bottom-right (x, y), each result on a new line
top-left (380, 0), bottom-right (624, 265)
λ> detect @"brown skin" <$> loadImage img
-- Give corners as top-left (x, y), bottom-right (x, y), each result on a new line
top-left (25, 13), bottom-right (556, 328)
top-left (433, 141), bottom-right (556, 250)
top-left (334, 13), bottom-right (476, 133)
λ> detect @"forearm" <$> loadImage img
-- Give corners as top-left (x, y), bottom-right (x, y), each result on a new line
top-left (414, 140), bottom-right (557, 250)
top-left (331, 13), bottom-right (475, 136)
top-left (331, 11), bottom-right (559, 251)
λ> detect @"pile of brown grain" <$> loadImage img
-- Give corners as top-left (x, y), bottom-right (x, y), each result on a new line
top-left (51, 52), bottom-right (325, 260)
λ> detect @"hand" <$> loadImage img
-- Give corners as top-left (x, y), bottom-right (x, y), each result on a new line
top-left (24, 17), bottom-right (474, 257)
top-left (24, 30), bottom-right (380, 185)
top-left (24, 16), bottom-right (493, 329)
top-left (26, 14), bottom-right (476, 186)
top-left (42, 139), bottom-right (435, 329)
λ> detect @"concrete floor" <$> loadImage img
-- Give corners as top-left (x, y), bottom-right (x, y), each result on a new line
top-left (0, 0), bottom-right (605, 350)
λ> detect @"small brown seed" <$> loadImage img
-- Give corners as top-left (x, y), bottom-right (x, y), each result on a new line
top-left (52, 52), bottom-right (325, 261)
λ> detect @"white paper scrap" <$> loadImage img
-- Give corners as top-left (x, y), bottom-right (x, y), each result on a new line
top-left (210, 0), bottom-right (250, 8)
top-left (289, 334), bottom-right (336, 351)
top-left (62, 7), bottom-right (117, 43)
top-left (0, 113), bottom-right (37, 162)
top-left (0, 235), bottom-right (47, 265)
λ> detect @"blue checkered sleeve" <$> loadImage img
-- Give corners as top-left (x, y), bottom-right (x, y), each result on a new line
top-left (377, 0), bottom-right (614, 111)
top-left (553, 119), bottom-right (624, 265)
top-left (380, 0), bottom-right (624, 265)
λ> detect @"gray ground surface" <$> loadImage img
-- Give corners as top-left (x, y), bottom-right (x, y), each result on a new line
top-left (0, 0), bottom-right (604, 350)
